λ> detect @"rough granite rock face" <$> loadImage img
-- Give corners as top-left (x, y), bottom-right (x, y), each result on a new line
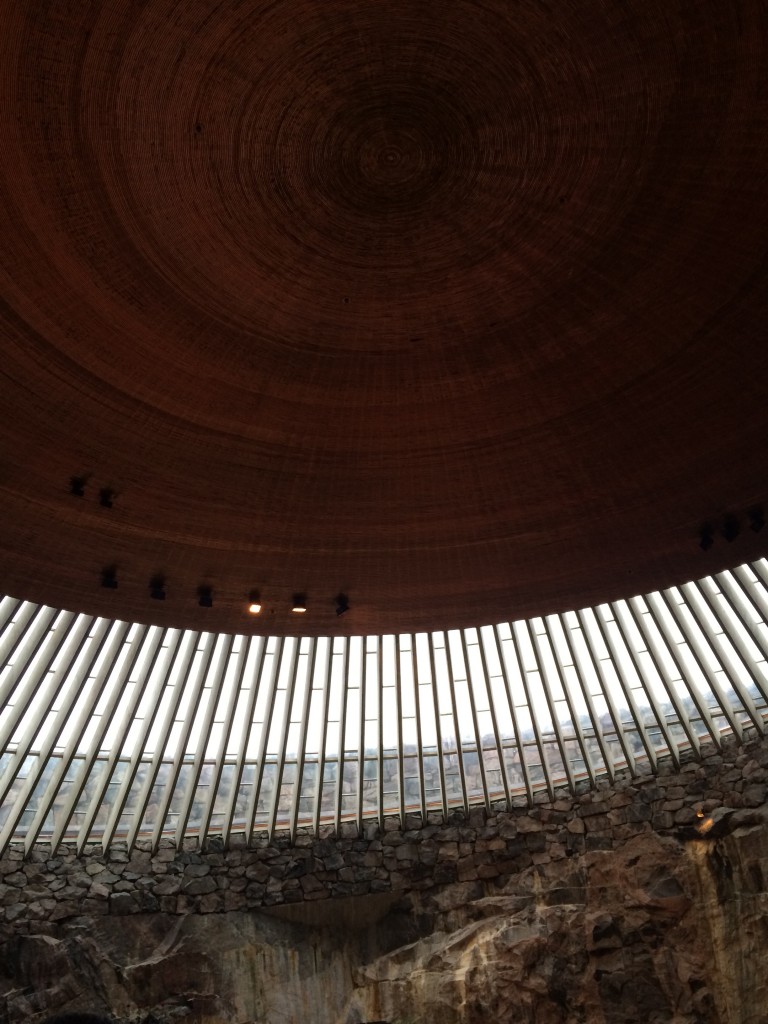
top-left (3, 819), bottom-right (768, 1024)
top-left (3, 737), bottom-right (768, 1024)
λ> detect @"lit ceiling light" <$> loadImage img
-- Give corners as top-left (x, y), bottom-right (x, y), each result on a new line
top-left (292, 593), bottom-right (307, 613)
top-left (248, 590), bottom-right (262, 614)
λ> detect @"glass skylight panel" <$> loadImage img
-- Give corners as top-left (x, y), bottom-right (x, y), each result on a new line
top-left (1, 561), bottom-right (768, 852)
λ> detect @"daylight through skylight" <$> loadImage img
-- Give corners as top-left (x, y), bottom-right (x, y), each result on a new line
top-left (1, 560), bottom-right (767, 855)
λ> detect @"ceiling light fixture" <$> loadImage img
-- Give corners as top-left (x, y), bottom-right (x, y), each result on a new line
top-left (99, 487), bottom-right (115, 509)
top-left (69, 476), bottom-right (86, 497)
top-left (699, 526), bottom-right (715, 551)
top-left (149, 575), bottom-right (166, 601)
top-left (722, 516), bottom-right (740, 542)
top-left (197, 585), bottom-right (213, 608)
top-left (292, 593), bottom-right (307, 613)
top-left (335, 593), bottom-right (350, 616)
top-left (248, 590), bottom-right (262, 614)
top-left (749, 507), bottom-right (765, 533)
top-left (100, 566), bottom-right (118, 589)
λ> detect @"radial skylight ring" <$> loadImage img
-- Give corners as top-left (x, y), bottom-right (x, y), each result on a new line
top-left (1, 561), bottom-right (768, 856)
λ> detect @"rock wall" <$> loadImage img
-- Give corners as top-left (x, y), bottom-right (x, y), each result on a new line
top-left (2, 733), bottom-right (768, 1024)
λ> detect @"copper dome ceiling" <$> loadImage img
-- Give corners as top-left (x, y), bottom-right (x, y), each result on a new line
top-left (1, 0), bottom-right (768, 637)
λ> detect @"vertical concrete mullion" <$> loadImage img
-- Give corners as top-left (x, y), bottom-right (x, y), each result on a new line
top-left (147, 630), bottom-right (215, 856)
top-left (509, 621), bottom-right (554, 799)
top-left (556, 613), bottom-right (616, 782)
top-left (173, 634), bottom-right (231, 849)
top-left (266, 638), bottom-right (301, 841)
top-left (356, 638), bottom-right (368, 829)
top-left (331, 638), bottom-right (351, 832)
top-left (592, 607), bottom-right (658, 768)
top-left (143, 632), bottom-right (211, 852)
top-left (0, 601), bottom-right (43, 699)
top-left (196, 639), bottom-right (250, 849)
top-left (575, 610), bottom-right (636, 773)
top-left (245, 637), bottom-right (285, 843)
top-left (409, 636), bottom-right (427, 821)
top-left (0, 613), bottom-right (90, 813)
top-left (625, 598), bottom-right (700, 755)
top-left (99, 629), bottom-right (183, 852)
top-left (0, 610), bottom-right (78, 754)
top-left (288, 638), bottom-right (318, 841)
top-left (21, 618), bottom-right (117, 854)
top-left (677, 584), bottom-right (761, 733)
top-left (691, 579), bottom-right (768, 707)
top-left (75, 625), bottom-right (159, 852)
top-left (610, 602), bottom-right (681, 767)
top-left (442, 631), bottom-right (470, 813)
top-left (311, 639), bottom-right (333, 835)
top-left (221, 636), bottom-right (266, 847)
top-left (46, 621), bottom-right (133, 851)
top-left (656, 589), bottom-right (741, 741)
top-left (125, 631), bottom-right (201, 853)
top-left (542, 615), bottom-right (598, 786)
top-left (476, 628), bottom-right (513, 804)
top-left (426, 633), bottom-right (450, 818)
top-left (716, 570), bottom-right (768, 661)
top-left (644, 595), bottom-right (719, 748)
top-left (492, 624), bottom-right (534, 803)
top-left (377, 638), bottom-right (385, 824)
top-left (527, 621), bottom-right (575, 793)
top-left (394, 636), bottom-right (406, 822)
top-left (458, 631), bottom-right (492, 810)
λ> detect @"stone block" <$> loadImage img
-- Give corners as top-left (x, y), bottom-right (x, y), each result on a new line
top-left (437, 842), bottom-right (459, 861)
top-left (245, 862), bottom-right (270, 883)
top-left (184, 862), bottom-right (211, 878)
top-left (5, 903), bottom-right (27, 922)
top-left (674, 806), bottom-right (698, 826)
top-left (300, 873), bottom-right (325, 893)
top-left (199, 892), bottom-right (223, 913)
top-left (183, 875), bottom-right (217, 895)
top-left (154, 877), bottom-right (182, 896)
top-left (110, 892), bottom-right (139, 915)
top-left (651, 811), bottom-right (675, 830)
top-left (395, 844), bottom-right (419, 861)
top-left (304, 888), bottom-right (330, 900)
top-left (743, 784), bottom-right (767, 807)
top-left (579, 801), bottom-right (610, 817)
top-left (433, 862), bottom-right (458, 884)
top-left (457, 858), bottom-right (478, 882)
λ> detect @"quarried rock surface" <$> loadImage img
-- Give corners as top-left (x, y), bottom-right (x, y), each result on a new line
top-left (2, 735), bottom-right (768, 1023)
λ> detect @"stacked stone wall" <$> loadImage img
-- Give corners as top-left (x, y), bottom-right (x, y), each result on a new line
top-left (2, 732), bottom-right (767, 931)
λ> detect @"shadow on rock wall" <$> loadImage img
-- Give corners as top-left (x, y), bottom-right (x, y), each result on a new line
top-left (5, 823), bottom-right (765, 1024)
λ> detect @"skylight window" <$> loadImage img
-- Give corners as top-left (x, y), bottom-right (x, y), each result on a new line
top-left (1, 560), bottom-right (767, 855)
